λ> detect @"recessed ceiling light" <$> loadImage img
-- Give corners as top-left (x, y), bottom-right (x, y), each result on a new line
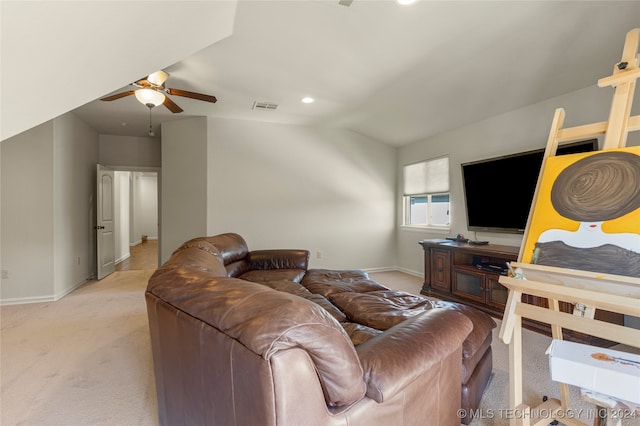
top-left (301, 97), bottom-right (315, 104)
top-left (396, 0), bottom-right (416, 5)
top-left (121, 122), bottom-right (128, 127)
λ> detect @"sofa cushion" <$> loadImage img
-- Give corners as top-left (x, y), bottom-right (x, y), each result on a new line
top-left (461, 334), bottom-right (492, 384)
top-left (259, 279), bottom-right (316, 296)
top-left (247, 249), bottom-right (310, 271)
top-left (175, 237), bottom-right (222, 256)
top-left (302, 269), bottom-right (389, 297)
top-left (356, 309), bottom-right (473, 403)
top-left (164, 245), bottom-right (227, 276)
top-left (341, 322), bottom-right (383, 346)
top-left (239, 269), bottom-right (307, 284)
top-left (256, 279), bottom-right (347, 323)
top-left (147, 270), bottom-right (366, 407)
top-left (225, 259), bottom-right (250, 278)
top-left (201, 233), bottom-right (249, 276)
top-left (329, 290), bottom-right (437, 330)
top-left (432, 301), bottom-right (496, 360)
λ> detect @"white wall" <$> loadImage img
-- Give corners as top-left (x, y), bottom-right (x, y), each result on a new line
top-left (114, 171), bottom-right (131, 263)
top-left (205, 118), bottom-right (397, 270)
top-left (136, 173), bottom-right (158, 242)
top-left (161, 117), bottom-right (208, 262)
top-left (113, 171), bottom-right (157, 263)
top-left (1, 112), bottom-right (98, 303)
top-left (396, 84), bottom-right (640, 275)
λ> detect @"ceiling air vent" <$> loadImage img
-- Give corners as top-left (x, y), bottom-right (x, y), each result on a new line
top-left (337, 0), bottom-right (353, 6)
top-left (252, 101), bottom-right (278, 111)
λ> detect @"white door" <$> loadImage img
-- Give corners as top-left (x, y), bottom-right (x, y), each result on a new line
top-left (97, 164), bottom-right (115, 279)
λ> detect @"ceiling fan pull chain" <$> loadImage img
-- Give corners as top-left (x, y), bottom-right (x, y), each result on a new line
top-left (148, 105), bottom-right (155, 137)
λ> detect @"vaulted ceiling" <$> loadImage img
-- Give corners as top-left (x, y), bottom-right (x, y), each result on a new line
top-left (1, 1), bottom-right (237, 141)
top-left (6, 1), bottom-right (640, 147)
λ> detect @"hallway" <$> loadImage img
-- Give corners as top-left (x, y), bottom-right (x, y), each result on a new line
top-left (115, 240), bottom-right (158, 271)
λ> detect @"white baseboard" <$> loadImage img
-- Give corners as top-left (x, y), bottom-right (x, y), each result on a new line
top-left (130, 237), bottom-right (157, 246)
top-left (394, 266), bottom-right (422, 277)
top-left (53, 279), bottom-right (89, 301)
top-left (362, 266), bottom-right (423, 278)
top-left (115, 253), bottom-right (130, 264)
top-left (0, 277), bottom-right (90, 306)
top-left (361, 266), bottom-right (397, 273)
top-left (0, 294), bottom-right (57, 306)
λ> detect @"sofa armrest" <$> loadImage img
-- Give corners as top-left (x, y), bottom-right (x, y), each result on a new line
top-left (247, 249), bottom-right (310, 271)
top-left (356, 309), bottom-right (473, 403)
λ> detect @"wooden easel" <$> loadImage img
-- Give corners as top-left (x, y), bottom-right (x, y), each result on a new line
top-left (499, 28), bottom-right (640, 426)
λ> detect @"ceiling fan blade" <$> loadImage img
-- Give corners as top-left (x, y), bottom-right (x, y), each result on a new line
top-left (163, 96), bottom-right (184, 113)
top-left (167, 88), bottom-right (217, 103)
top-left (100, 90), bottom-right (135, 101)
top-left (133, 78), bottom-right (151, 88)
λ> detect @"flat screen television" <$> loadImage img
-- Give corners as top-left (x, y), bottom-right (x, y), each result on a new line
top-left (461, 139), bottom-right (598, 234)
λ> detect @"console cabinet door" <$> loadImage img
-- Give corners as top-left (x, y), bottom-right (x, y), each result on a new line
top-left (486, 274), bottom-right (508, 308)
top-left (452, 268), bottom-right (485, 303)
top-left (430, 249), bottom-right (451, 292)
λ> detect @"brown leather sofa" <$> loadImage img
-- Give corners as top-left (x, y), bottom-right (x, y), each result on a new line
top-left (146, 233), bottom-right (495, 425)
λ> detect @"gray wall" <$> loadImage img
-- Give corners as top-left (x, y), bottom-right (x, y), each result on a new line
top-left (1, 122), bottom-right (55, 301)
top-left (160, 117), bottom-right (209, 262)
top-left (99, 135), bottom-right (160, 168)
top-left (1, 113), bottom-right (99, 303)
top-left (161, 116), bottom-right (397, 269)
top-left (205, 118), bottom-right (397, 270)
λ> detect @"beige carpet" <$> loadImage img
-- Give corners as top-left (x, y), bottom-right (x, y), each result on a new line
top-left (1, 270), bottom-right (638, 425)
top-left (1, 270), bottom-right (158, 425)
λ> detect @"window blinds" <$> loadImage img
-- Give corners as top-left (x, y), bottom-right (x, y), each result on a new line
top-left (403, 157), bottom-right (449, 196)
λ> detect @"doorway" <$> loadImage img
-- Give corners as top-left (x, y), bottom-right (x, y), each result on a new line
top-left (112, 171), bottom-right (159, 271)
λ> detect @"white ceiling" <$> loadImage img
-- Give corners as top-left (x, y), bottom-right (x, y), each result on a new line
top-left (72, 1), bottom-right (640, 147)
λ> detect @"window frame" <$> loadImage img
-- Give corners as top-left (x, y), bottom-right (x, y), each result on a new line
top-left (401, 156), bottom-right (451, 230)
top-left (403, 193), bottom-right (451, 229)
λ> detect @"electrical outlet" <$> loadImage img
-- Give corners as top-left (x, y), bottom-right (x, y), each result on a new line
top-left (77, 256), bottom-right (81, 265)
top-left (316, 251), bottom-right (322, 259)
top-left (1, 270), bottom-right (8, 279)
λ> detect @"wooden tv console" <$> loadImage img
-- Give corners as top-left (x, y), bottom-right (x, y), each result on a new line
top-left (418, 239), bottom-right (624, 345)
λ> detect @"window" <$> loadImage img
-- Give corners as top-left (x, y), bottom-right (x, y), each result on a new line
top-left (403, 157), bottom-right (450, 227)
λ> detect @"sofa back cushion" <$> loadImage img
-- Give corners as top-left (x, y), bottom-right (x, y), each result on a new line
top-left (168, 239), bottom-right (227, 276)
top-left (201, 233), bottom-right (250, 277)
top-left (247, 249), bottom-right (310, 271)
top-left (147, 270), bottom-right (366, 407)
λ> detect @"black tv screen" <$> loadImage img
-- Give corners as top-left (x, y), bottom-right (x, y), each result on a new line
top-left (461, 139), bottom-right (598, 234)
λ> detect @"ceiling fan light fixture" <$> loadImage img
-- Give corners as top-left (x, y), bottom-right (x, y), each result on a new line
top-left (147, 70), bottom-right (169, 86)
top-left (135, 88), bottom-right (165, 107)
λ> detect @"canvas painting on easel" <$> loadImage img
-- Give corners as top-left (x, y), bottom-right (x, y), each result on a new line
top-left (521, 145), bottom-right (640, 277)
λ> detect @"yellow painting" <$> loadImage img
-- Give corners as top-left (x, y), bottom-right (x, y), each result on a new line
top-left (522, 145), bottom-right (640, 277)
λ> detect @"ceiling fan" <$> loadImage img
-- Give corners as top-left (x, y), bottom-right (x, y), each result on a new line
top-left (100, 70), bottom-right (217, 113)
